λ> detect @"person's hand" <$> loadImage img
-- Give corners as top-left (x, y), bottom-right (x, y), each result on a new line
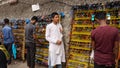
top-left (115, 59), bottom-right (118, 68)
top-left (115, 59), bottom-right (118, 64)
top-left (90, 50), bottom-right (94, 60)
top-left (59, 28), bottom-right (63, 33)
top-left (56, 40), bottom-right (61, 45)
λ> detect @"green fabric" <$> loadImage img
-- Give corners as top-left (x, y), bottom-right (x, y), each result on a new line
top-left (0, 45), bottom-right (10, 60)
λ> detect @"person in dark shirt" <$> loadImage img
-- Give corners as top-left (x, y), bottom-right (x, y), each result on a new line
top-left (0, 50), bottom-right (7, 68)
top-left (91, 11), bottom-right (119, 68)
top-left (2, 18), bottom-right (14, 64)
top-left (25, 16), bottom-right (38, 68)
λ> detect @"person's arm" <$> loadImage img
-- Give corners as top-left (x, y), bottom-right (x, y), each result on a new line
top-left (114, 41), bottom-right (119, 60)
top-left (33, 26), bottom-right (37, 40)
top-left (113, 30), bottom-right (119, 60)
top-left (90, 31), bottom-right (95, 60)
top-left (10, 29), bottom-right (14, 43)
top-left (91, 30), bottom-right (95, 50)
top-left (59, 23), bottom-right (63, 33)
top-left (91, 40), bottom-right (95, 50)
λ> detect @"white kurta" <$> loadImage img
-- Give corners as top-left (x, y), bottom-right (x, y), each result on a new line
top-left (45, 23), bottom-right (66, 66)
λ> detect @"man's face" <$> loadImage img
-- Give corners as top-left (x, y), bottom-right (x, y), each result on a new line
top-left (32, 20), bottom-right (36, 24)
top-left (52, 15), bottom-right (59, 23)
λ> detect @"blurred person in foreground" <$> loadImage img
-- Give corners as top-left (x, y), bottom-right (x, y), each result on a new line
top-left (91, 11), bottom-right (119, 68)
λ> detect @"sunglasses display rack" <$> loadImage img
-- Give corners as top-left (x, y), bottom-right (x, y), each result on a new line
top-left (66, 9), bottom-right (94, 68)
top-left (35, 16), bottom-right (51, 66)
top-left (67, 7), bottom-right (120, 68)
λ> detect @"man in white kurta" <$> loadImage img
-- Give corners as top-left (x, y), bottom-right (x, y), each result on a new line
top-left (45, 12), bottom-right (65, 68)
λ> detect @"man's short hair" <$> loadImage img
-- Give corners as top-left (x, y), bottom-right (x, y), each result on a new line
top-left (4, 18), bottom-right (9, 24)
top-left (95, 11), bottom-right (106, 20)
top-left (51, 12), bottom-right (59, 18)
top-left (31, 16), bottom-right (38, 22)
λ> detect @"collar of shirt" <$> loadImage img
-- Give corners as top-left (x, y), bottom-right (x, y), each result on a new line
top-left (52, 22), bottom-right (60, 26)
top-left (4, 25), bottom-right (10, 28)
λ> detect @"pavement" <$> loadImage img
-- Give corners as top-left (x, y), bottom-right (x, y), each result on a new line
top-left (8, 60), bottom-right (47, 68)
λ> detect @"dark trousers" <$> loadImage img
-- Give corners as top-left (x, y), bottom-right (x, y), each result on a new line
top-left (4, 43), bottom-right (12, 64)
top-left (94, 63), bottom-right (115, 68)
top-left (26, 42), bottom-right (36, 68)
top-left (0, 50), bottom-right (7, 68)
